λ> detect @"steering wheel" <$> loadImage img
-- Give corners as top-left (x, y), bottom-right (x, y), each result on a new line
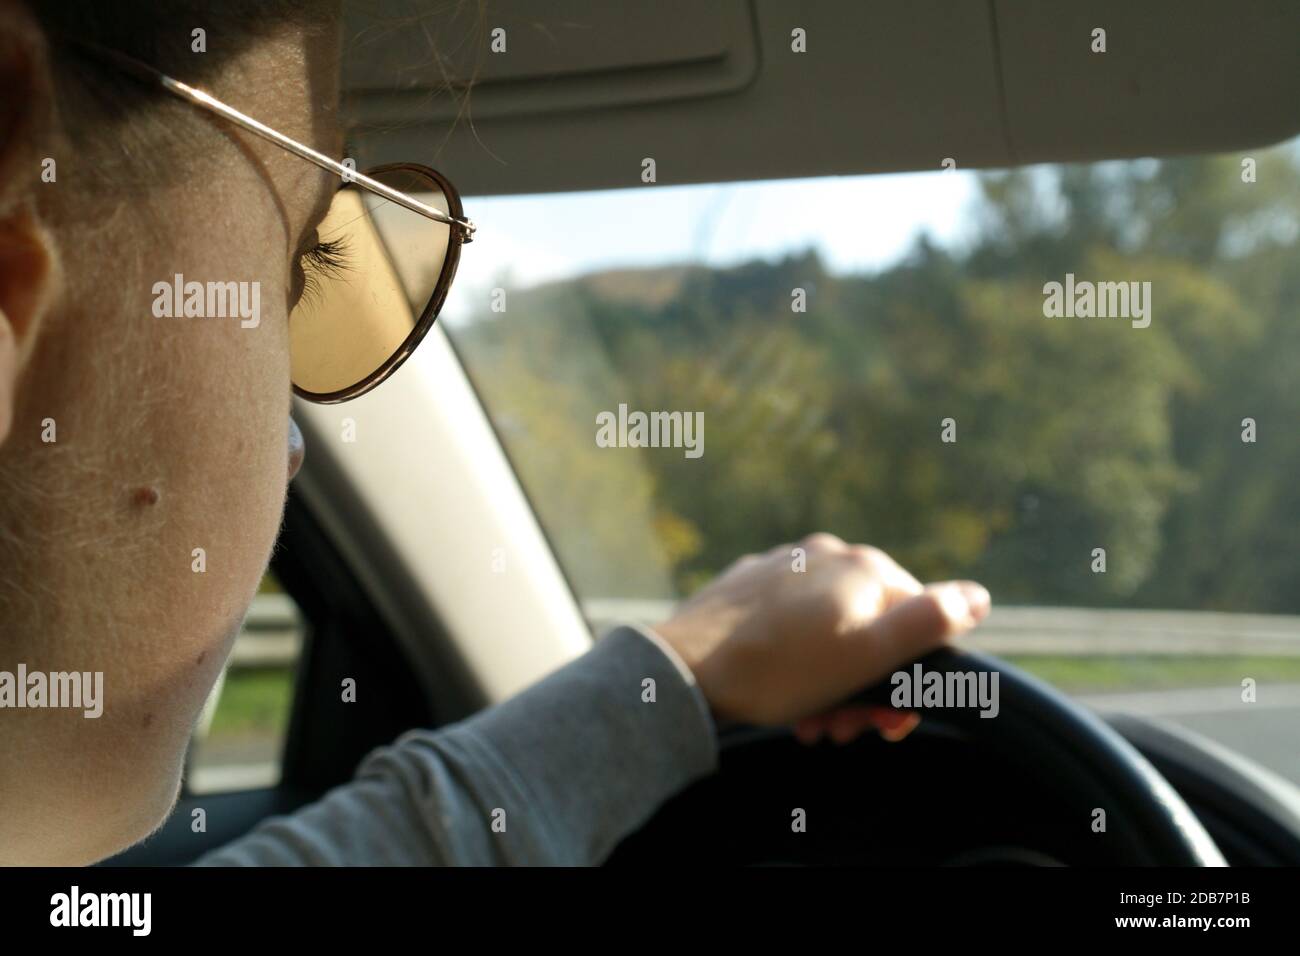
top-left (841, 647), bottom-right (1227, 866)
top-left (611, 648), bottom-right (1226, 866)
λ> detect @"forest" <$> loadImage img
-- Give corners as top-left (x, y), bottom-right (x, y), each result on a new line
top-left (452, 147), bottom-right (1300, 614)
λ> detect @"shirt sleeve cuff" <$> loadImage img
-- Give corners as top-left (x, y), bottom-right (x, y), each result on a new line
top-left (446, 622), bottom-right (719, 863)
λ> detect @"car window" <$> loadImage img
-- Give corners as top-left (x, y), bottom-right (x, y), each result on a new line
top-left (184, 573), bottom-right (304, 795)
top-left (434, 139), bottom-right (1300, 784)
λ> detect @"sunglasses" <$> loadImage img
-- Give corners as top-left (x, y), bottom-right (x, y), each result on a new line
top-left (89, 45), bottom-right (476, 403)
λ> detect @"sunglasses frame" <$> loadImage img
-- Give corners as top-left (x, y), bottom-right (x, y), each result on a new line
top-left (72, 40), bottom-right (475, 404)
top-left (294, 162), bottom-right (466, 404)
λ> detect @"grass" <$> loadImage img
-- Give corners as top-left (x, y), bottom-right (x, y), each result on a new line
top-left (200, 656), bottom-right (1300, 742)
top-left (1004, 655), bottom-right (1300, 694)
top-left (208, 668), bottom-right (295, 739)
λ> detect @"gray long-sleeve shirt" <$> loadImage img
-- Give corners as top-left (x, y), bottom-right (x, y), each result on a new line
top-left (196, 625), bottom-right (718, 865)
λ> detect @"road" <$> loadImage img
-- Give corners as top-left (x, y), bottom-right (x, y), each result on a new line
top-left (1081, 683), bottom-right (1300, 785)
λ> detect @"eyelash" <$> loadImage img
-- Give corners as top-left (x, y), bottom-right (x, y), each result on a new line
top-left (302, 237), bottom-right (351, 278)
top-left (297, 237), bottom-right (353, 304)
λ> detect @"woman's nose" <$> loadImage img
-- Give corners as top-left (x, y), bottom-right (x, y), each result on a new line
top-left (287, 416), bottom-right (306, 482)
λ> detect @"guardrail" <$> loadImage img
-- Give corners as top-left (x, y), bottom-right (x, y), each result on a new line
top-left (229, 594), bottom-right (302, 668)
top-left (582, 600), bottom-right (1300, 657)
top-left (232, 595), bottom-right (1300, 668)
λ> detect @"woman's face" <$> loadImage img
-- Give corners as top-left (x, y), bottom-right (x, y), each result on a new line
top-left (0, 11), bottom-right (342, 863)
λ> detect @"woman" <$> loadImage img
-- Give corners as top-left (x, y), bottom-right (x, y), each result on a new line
top-left (0, 0), bottom-right (989, 865)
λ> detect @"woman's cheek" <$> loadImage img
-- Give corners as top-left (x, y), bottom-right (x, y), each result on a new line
top-left (128, 275), bottom-right (292, 697)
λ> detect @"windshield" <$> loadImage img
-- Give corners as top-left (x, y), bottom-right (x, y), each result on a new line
top-left (437, 140), bottom-right (1300, 783)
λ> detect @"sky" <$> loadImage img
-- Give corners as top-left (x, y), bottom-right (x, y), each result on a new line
top-left (440, 168), bottom-right (980, 324)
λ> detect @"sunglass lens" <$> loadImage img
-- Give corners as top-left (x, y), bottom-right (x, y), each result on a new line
top-left (290, 167), bottom-right (454, 400)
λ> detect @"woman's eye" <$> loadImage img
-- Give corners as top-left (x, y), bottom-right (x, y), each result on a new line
top-left (300, 237), bottom-right (352, 279)
top-left (292, 236), bottom-right (353, 309)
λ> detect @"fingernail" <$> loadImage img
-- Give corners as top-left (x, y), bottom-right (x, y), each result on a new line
top-left (935, 584), bottom-right (974, 626)
top-left (959, 583), bottom-right (991, 621)
top-left (880, 714), bottom-right (920, 742)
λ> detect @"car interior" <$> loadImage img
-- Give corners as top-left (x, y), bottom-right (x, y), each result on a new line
top-left (108, 0), bottom-right (1300, 867)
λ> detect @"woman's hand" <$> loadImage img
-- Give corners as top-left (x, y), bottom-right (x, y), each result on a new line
top-left (654, 533), bottom-right (990, 739)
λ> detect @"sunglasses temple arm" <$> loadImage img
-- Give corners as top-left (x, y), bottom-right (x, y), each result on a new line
top-left (155, 75), bottom-right (474, 237)
top-left (66, 40), bottom-right (476, 241)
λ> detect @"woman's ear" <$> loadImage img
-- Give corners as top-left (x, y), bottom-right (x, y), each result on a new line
top-left (0, 212), bottom-right (59, 443)
top-left (0, 0), bottom-right (61, 446)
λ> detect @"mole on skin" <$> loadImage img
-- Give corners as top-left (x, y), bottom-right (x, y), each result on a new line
top-left (131, 486), bottom-right (160, 507)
